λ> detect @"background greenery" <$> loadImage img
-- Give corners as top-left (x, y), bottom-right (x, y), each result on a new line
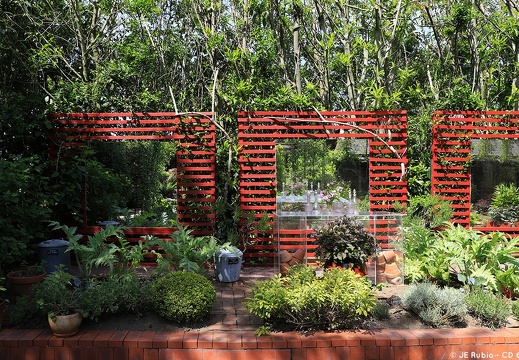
top-left (2, 0), bottom-right (519, 271)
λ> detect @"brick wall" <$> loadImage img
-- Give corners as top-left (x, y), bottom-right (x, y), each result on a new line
top-left (3, 327), bottom-right (519, 360)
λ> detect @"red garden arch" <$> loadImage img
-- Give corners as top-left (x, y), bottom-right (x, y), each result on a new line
top-left (432, 110), bottom-right (519, 234)
top-left (237, 110), bottom-right (408, 263)
top-left (48, 112), bottom-right (216, 239)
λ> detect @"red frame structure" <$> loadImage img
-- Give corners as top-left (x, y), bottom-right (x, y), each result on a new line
top-left (237, 110), bottom-right (408, 263)
top-left (432, 110), bottom-right (519, 231)
top-left (48, 112), bottom-right (216, 238)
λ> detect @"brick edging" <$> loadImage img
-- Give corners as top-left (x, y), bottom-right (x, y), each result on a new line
top-left (2, 327), bottom-right (519, 359)
top-left (0, 328), bottom-right (519, 360)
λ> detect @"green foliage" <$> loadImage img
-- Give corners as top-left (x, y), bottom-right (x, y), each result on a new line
top-left (150, 271), bottom-right (216, 323)
top-left (85, 141), bottom-right (172, 223)
top-left (12, 270), bottom-right (151, 324)
top-left (50, 222), bottom-right (144, 278)
top-left (313, 216), bottom-right (376, 267)
top-left (79, 273), bottom-right (151, 321)
top-left (488, 183), bottom-right (519, 225)
top-left (372, 302), bottom-right (390, 320)
top-left (35, 269), bottom-right (85, 319)
top-left (401, 221), bottom-right (519, 291)
top-left (465, 287), bottom-right (510, 330)
top-left (402, 282), bottom-right (467, 328)
top-left (0, 156), bottom-right (52, 270)
top-left (245, 265), bottom-right (377, 331)
top-left (147, 221), bottom-right (227, 274)
top-left (410, 225), bottom-right (519, 290)
top-left (400, 223), bottom-right (437, 283)
top-left (407, 163), bottom-right (431, 197)
top-left (406, 194), bottom-right (452, 229)
top-left (275, 139), bottom-right (346, 190)
top-left (435, 225), bottom-right (497, 288)
top-left (85, 159), bottom-right (131, 224)
top-left (512, 301), bottom-right (519, 321)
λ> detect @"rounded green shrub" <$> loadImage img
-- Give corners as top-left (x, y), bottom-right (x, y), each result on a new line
top-left (245, 265), bottom-right (377, 331)
top-left (151, 271), bottom-right (216, 323)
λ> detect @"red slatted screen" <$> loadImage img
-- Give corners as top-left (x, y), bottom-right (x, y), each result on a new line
top-left (237, 110), bottom-right (408, 264)
top-left (432, 110), bottom-right (519, 233)
top-left (48, 112), bottom-right (216, 237)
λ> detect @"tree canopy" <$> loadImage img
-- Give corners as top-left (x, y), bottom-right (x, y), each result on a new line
top-left (1, 0), bottom-right (519, 268)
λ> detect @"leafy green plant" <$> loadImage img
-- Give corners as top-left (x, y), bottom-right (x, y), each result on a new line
top-left (313, 216), bottom-right (376, 268)
top-left (399, 224), bottom-right (436, 283)
top-left (0, 156), bottom-right (52, 270)
top-left (245, 265), bottom-right (377, 332)
top-left (405, 194), bottom-right (452, 229)
top-left (433, 225), bottom-right (498, 288)
top-left (488, 183), bottom-right (519, 225)
top-left (411, 225), bottom-right (519, 290)
top-left (402, 282), bottom-right (467, 327)
top-left (79, 273), bottom-right (151, 321)
top-left (511, 300), bottom-right (519, 320)
top-left (150, 271), bottom-right (216, 323)
top-left (465, 287), bottom-right (510, 330)
top-left (35, 269), bottom-right (86, 321)
top-left (147, 221), bottom-right (230, 274)
top-left (50, 222), bottom-right (142, 278)
top-left (372, 302), bottom-right (390, 320)
top-left (496, 267), bottom-right (519, 295)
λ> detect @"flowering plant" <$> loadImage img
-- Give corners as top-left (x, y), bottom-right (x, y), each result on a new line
top-left (319, 182), bottom-right (349, 206)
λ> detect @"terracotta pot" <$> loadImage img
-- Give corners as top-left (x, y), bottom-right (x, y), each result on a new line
top-left (279, 250), bottom-right (292, 263)
top-left (376, 254), bottom-right (386, 266)
top-left (7, 270), bottom-right (46, 297)
top-left (383, 250), bottom-right (396, 263)
top-left (384, 262), bottom-right (402, 280)
top-left (292, 249), bottom-right (305, 262)
top-left (288, 256), bottom-right (302, 266)
top-left (376, 270), bottom-right (387, 284)
top-left (48, 312), bottom-right (83, 337)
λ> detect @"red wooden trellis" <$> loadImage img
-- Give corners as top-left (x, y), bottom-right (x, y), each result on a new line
top-left (48, 112), bottom-right (216, 238)
top-left (237, 110), bottom-right (408, 263)
top-left (431, 110), bottom-right (519, 233)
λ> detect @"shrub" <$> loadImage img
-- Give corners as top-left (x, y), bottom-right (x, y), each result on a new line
top-left (80, 273), bottom-right (151, 321)
top-left (488, 183), bottom-right (519, 225)
top-left (512, 300), bottom-right (519, 320)
top-left (406, 194), bottom-right (452, 229)
top-left (146, 222), bottom-right (226, 275)
top-left (0, 156), bottom-right (52, 269)
top-left (151, 271), bottom-right (216, 323)
top-left (402, 282), bottom-right (467, 327)
top-left (465, 287), bottom-right (510, 330)
top-left (372, 302), bottom-right (390, 320)
top-left (313, 216), bottom-right (376, 268)
top-left (245, 265), bottom-right (377, 331)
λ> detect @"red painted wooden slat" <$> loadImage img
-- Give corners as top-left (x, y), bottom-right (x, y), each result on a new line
top-left (49, 111), bottom-right (217, 236)
top-left (238, 110), bottom-right (408, 262)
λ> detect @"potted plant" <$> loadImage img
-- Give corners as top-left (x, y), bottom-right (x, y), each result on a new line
top-left (6, 262), bottom-right (46, 297)
top-left (313, 216), bottom-right (377, 273)
top-left (35, 269), bottom-right (86, 337)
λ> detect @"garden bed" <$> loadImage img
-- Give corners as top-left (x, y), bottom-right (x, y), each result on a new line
top-left (4, 267), bottom-right (519, 333)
